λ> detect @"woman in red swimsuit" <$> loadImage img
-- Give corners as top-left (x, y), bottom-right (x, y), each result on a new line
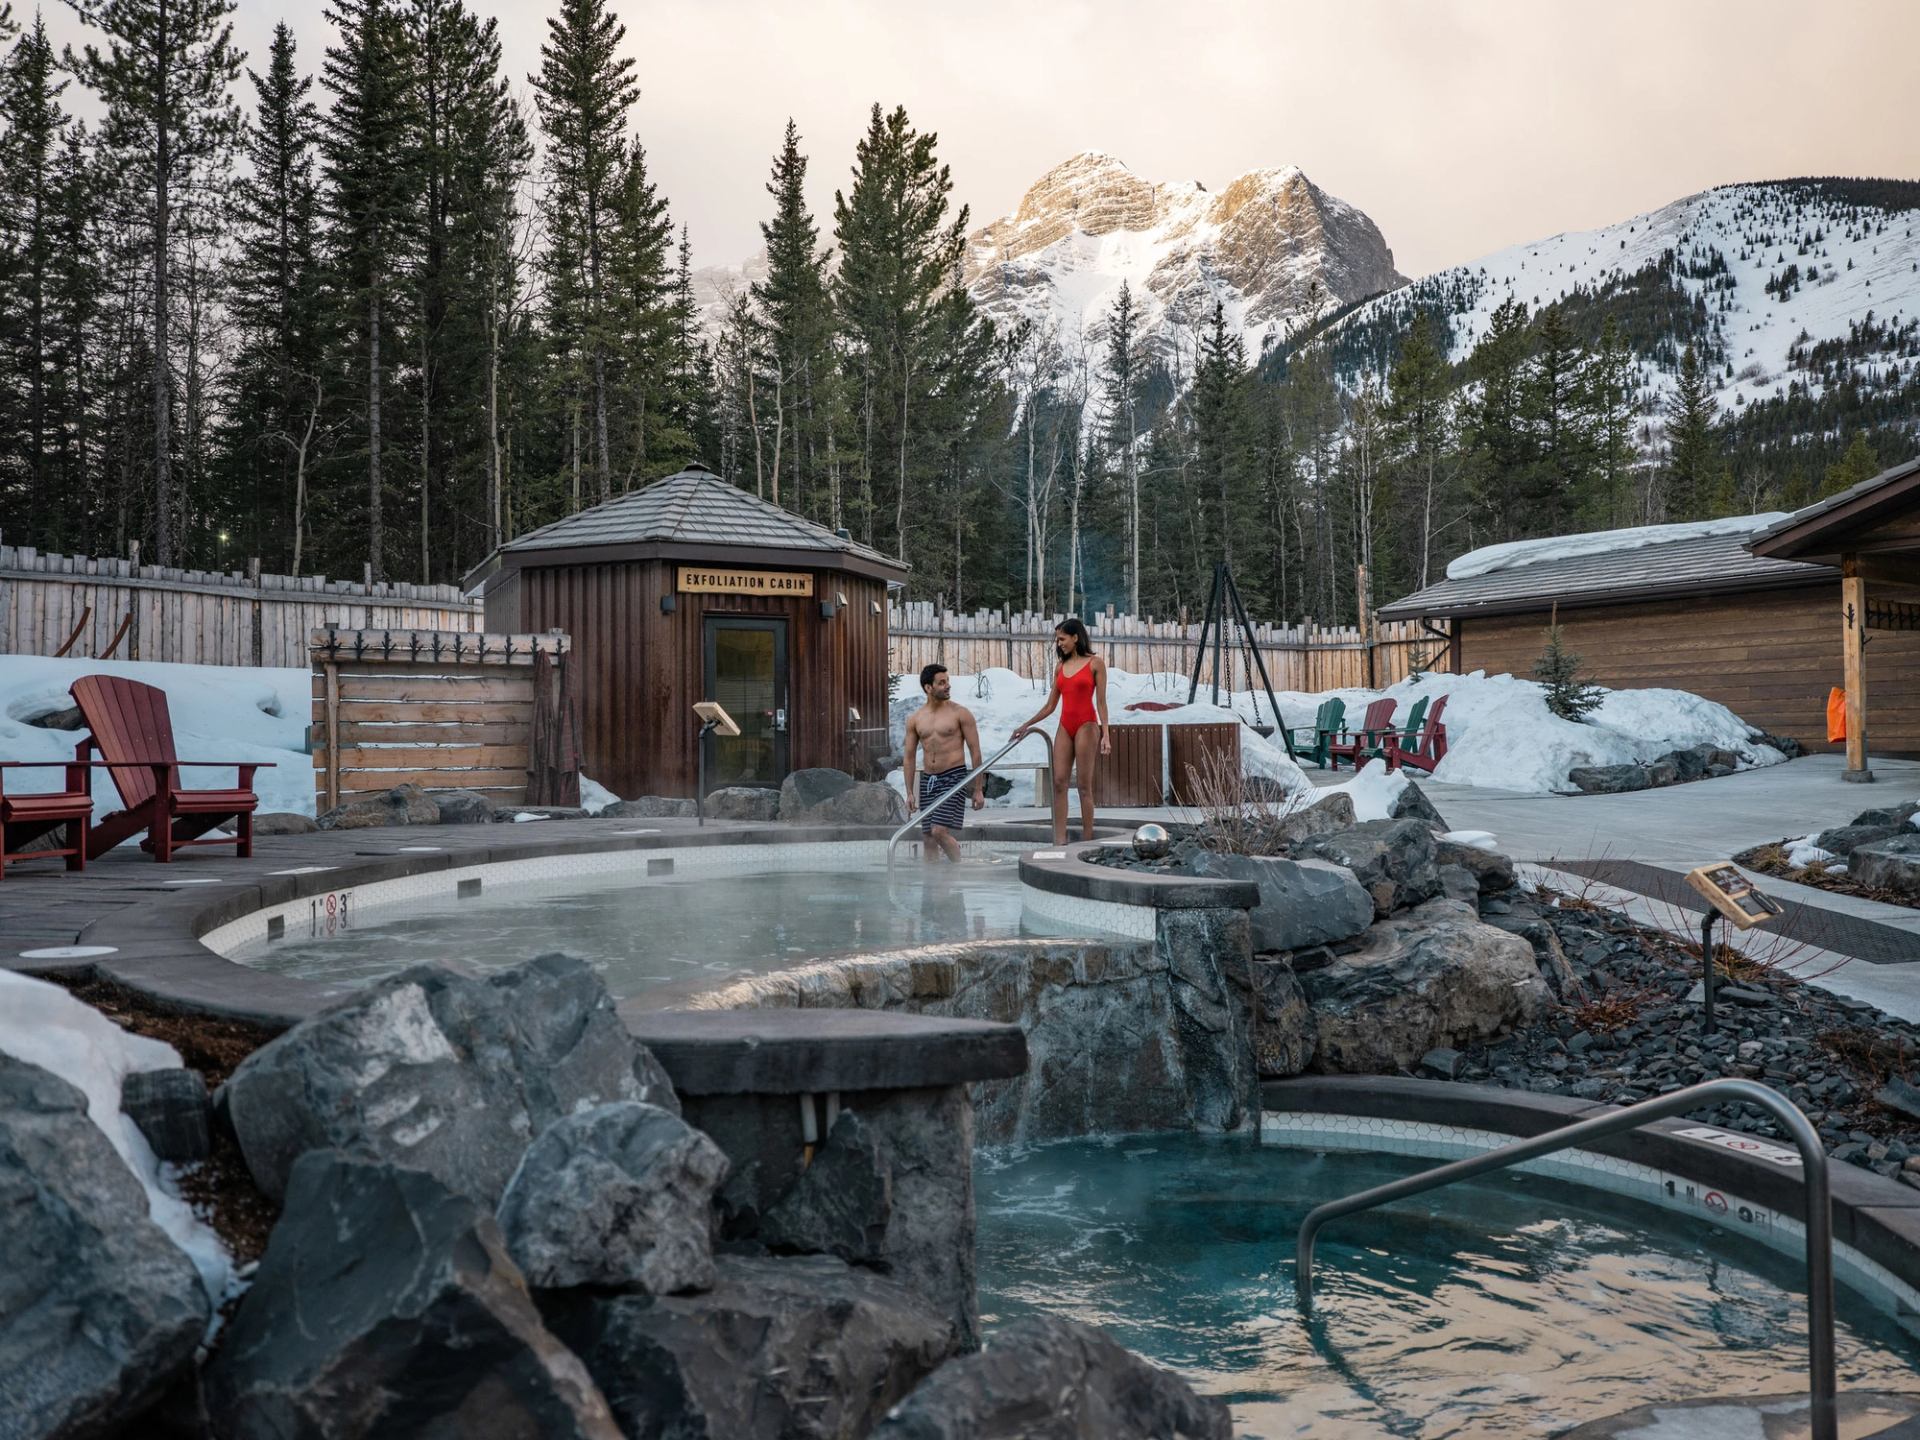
top-left (1012, 617), bottom-right (1111, 845)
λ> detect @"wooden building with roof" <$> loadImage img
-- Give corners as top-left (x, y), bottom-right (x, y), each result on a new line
top-left (1379, 456), bottom-right (1920, 763)
top-left (464, 464), bottom-right (908, 799)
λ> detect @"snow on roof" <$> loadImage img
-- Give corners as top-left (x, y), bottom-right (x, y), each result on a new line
top-left (1445, 513), bottom-right (1791, 581)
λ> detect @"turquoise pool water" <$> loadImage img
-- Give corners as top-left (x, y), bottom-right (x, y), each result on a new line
top-left (976, 1133), bottom-right (1920, 1438)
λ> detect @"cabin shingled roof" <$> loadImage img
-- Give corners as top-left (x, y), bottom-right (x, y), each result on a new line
top-left (496, 463), bottom-right (906, 572)
top-left (1378, 530), bottom-right (1834, 621)
top-left (1749, 452), bottom-right (1920, 556)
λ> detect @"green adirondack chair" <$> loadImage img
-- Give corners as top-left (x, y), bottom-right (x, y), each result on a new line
top-left (1288, 697), bottom-right (1346, 769)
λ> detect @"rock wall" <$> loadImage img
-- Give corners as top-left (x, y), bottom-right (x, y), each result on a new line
top-left (684, 921), bottom-right (1260, 1144)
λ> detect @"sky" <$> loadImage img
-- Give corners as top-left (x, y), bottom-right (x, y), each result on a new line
top-left (41, 0), bottom-right (1920, 279)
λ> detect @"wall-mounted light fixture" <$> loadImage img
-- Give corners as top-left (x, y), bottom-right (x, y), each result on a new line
top-left (659, 594), bottom-right (677, 615)
top-left (869, 599), bottom-right (882, 616)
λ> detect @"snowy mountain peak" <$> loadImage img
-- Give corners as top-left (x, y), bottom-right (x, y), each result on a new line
top-left (963, 155), bottom-right (1404, 363)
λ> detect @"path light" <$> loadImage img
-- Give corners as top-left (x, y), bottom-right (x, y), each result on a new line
top-left (1132, 823), bottom-right (1171, 860)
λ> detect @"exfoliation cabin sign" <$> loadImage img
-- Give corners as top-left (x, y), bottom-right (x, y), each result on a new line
top-left (675, 566), bottom-right (814, 598)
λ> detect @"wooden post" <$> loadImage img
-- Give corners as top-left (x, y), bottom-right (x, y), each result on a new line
top-left (1842, 556), bottom-right (1873, 783)
top-left (323, 660), bottom-right (341, 812)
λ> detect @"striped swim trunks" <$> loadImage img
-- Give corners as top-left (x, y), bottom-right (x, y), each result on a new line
top-left (918, 765), bottom-right (970, 833)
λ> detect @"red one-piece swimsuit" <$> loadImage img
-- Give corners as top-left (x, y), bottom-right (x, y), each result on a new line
top-left (1058, 662), bottom-right (1097, 739)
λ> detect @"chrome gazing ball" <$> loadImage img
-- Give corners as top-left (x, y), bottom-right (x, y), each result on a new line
top-left (1132, 823), bottom-right (1172, 861)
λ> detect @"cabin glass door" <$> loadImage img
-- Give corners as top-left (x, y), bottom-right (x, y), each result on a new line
top-left (702, 618), bottom-right (789, 789)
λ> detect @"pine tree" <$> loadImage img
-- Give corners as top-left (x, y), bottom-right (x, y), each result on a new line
top-left (752, 119), bottom-right (833, 517)
top-left (605, 141), bottom-right (676, 486)
top-left (1100, 280), bottom-right (1146, 611)
top-left (65, 0), bottom-right (242, 565)
top-left (1461, 297), bottom-right (1535, 541)
top-left (533, 0), bottom-right (637, 506)
top-left (1525, 303), bottom-right (1592, 531)
top-left (831, 103), bottom-right (975, 569)
top-left (1192, 300), bottom-right (1250, 578)
top-left (223, 20), bottom-right (323, 571)
top-left (1663, 343), bottom-right (1724, 519)
top-left (321, 0), bottom-right (420, 580)
top-left (1385, 313), bottom-right (1453, 587)
top-left (1820, 432), bottom-right (1879, 498)
top-left (1533, 608), bottom-right (1604, 721)
top-left (0, 14), bottom-right (70, 540)
top-left (1584, 316), bottom-right (1638, 527)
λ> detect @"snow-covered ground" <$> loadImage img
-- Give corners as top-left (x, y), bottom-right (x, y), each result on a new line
top-left (892, 664), bottom-right (1787, 800)
top-left (0, 656), bottom-right (314, 815)
top-left (0, 971), bottom-right (234, 1321)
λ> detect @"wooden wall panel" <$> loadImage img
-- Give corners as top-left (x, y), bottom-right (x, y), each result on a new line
top-left (1100, 723), bottom-right (1165, 806)
top-left (1459, 583), bottom-right (1920, 757)
top-left (509, 560), bottom-right (890, 800)
top-left (1167, 722), bottom-right (1242, 805)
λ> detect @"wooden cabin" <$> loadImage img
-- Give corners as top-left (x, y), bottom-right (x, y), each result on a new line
top-left (1379, 457), bottom-right (1920, 761)
top-left (465, 465), bottom-right (907, 799)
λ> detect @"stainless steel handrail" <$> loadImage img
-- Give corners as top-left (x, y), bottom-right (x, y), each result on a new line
top-left (886, 728), bottom-right (1053, 867)
top-left (1295, 1078), bottom-right (1836, 1440)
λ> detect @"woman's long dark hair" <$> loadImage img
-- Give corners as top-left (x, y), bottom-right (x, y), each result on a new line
top-left (1055, 617), bottom-right (1093, 657)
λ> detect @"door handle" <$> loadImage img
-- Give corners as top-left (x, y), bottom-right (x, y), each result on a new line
top-left (774, 708), bottom-right (788, 734)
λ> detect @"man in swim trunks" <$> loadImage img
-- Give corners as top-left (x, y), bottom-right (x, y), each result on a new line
top-left (903, 662), bottom-right (985, 862)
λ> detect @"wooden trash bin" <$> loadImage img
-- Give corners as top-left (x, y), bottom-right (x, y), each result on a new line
top-left (1100, 724), bottom-right (1166, 806)
top-left (1167, 722), bottom-right (1242, 806)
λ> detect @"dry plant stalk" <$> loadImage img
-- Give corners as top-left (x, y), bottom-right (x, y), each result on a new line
top-left (1180, 744), bottom-right (1313, 857)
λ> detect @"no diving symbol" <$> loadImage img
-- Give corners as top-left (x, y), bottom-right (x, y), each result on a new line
top-left (1704, 1191), bottom-right (1729, 1215)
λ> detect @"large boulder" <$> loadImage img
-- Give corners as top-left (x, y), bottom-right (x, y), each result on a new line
top-left (782, 768), bottom-right (908, 825)
top-left (1179, 852), bottom-right (1372, 952)
top-left (1274, 791), bottom-right (1357, 847)
top-left (318, 782), bottom-right (441, 829)
top-left (1432, 838), bottom-right (1516, 895)
top-left (703, 786), bottom-right (781, 822)
top-left (759, 1110), bottom-right (892, 1266)
top-left (1852, 835), bottom-right (1920, 900)
top-left (541, 1255), bottom-right (953, 1440)
top-left (1390, 780), bottom-right (1448, 829)
top-left (432, 789), bottom-right (497, 825)
top-left (497, 1102), bottom-right (728, 1294)
top-left (1248, 959), bottom-right (1317, 1078)
top-left (119, 1067), bottom-right (211, 1165)
top-left (204, 1151), bottom-right (621, 1440)
top-left (602, 796), bottom-right (698, 820)
top-left (0, 1053), bottom-right (209, 1440)
top-left (1293, 818), bottom-right (1442, 917)
top-left (219, 953), bottom-right (678, 1205)
top-left (1566, 763), bottom-right (1651, 794)
top-left (1813, 823), bottom-right (1903, 859)
top-left (252, 811), bottom-right (319, 836)
top-left (871, 1314), bottom-right (1231, 1440)
top-left (1303, 897), bottom-right (1550, 1073)
top-left (1852, 801), bottom-right (1920, 830)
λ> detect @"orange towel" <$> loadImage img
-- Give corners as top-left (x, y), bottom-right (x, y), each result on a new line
top-left (1826, 686), bottom-right (1847, 743)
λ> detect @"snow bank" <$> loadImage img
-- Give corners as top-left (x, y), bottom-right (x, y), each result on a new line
top-left (1445, 513), bottom-right (1789, 581)
top-left (1352, 670), bottom-right (1785, 794)
top-left (1319, 758), bottom-right (1408, 821)
top-left (0, 655), bottom-right (313, 816)
top-left (889, 665), bottom-right (1311, 803)
top-left (0, 972), bottom-right (234, 1314)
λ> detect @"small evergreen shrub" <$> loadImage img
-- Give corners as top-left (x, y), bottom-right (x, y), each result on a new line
top-left (1533, 609), bottom-right (1605, 722)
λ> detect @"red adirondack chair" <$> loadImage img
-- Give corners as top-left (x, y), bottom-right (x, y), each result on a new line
top-left (1327, 698), bottom-right (1398, 771)
top-left (0, 761), bottom-right (95, 880)
top-left (70, 675), bottom-right (271, 862)
top-left (1383, 693), bottom-right (1451, 773)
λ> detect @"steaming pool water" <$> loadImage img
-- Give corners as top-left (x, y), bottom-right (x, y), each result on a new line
top-left (975, 1132), bottom-right (1920, 1438)
top-left (222, 842), bottom-right (1103, 998)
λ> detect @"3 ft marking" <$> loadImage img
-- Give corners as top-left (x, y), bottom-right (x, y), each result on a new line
top-left (309, 890), bottom-right (354, 937)
top-left (1673, 1126), bottom-right (1803, 1167)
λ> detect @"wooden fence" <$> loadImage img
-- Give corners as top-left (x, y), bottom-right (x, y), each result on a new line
top-left (0, 543), bottom-right (482, 667)
top-left (310, 628), bottom-right (580, 813)
top-left (886, 603), bottom-right (1450, 694)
